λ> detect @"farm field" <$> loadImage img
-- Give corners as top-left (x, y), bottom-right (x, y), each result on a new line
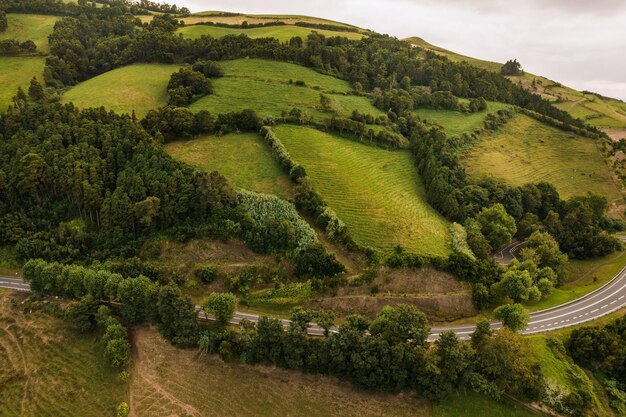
top-left (165, 133), bottom-right (293, 199)
top-left (174, 12), bottom-right (363, 30)
top-left (61, 63), bottom-right (180, 117)
top-left (0, 291), bottom-right (126, 417)
top-left (190, 77), bottom-right (383, 121)
top-left (177, 24), bottom-right (364, 43)
top-left (273, 125), bottom-right (451, 255)
top-left (0, 57), bottom-right (45, 111)
top-left (0, 14), bottom-right (59, 53)
top-left (463, 113), bottom-right (622, 201)
top-left (414, 101), bottom-right (510, 137)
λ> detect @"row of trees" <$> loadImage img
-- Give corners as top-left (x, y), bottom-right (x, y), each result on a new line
top-left (0, 39), bottom-right (36, 55)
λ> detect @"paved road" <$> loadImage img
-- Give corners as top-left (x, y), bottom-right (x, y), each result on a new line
top-left (3, 267), bottom-right (626, 340)
top-left (494, 240), bottom-right (524, 264)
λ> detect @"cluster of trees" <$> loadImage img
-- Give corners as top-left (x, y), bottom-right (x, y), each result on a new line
top-left (0, 8), bottom-right (7, 32)
top-left (501, 59), bottom-right (523, 76)
top-left (325, 116), bottom-right (408, 149)
top-left (167, 67), bottom-right (213, 106)
top-left (23, 259), bottom-right (200, 346)
top-left (198, 304), bottom-right (545, 403)
top-left (0, 39), bottom-right (36, 55)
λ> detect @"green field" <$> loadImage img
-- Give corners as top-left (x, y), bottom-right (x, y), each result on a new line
top-left (220, 58), bottom-right (351, 92)
top-left (0, 14), bottom-right (59, 53)
top-left (61, 63), bottom-right (180, 117)
top-left (177, 24), bottom-right (364, 43)
top-left (0, 57), bottom-right (46, 111)
top-left (464, 113), bottom-right (622, 201)
top-left (273, 125), bottom-right (451, 255)
top-left (165, 133), bottom-right (293, 199)
top-left (434, 392), bottom-right (539, 417)
top-left (0, 291), bottom-right (126, 416)
top-left (414, 101), bottom-right (511, 137)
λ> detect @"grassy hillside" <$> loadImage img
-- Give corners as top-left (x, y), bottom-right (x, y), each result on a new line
top-left (415, 101), bottom-right (510, 137)
top-left (176, 12), bottom-right (363, 30)
top-left (0, 291), bottom-right (125, 417)
top-left (408, 37), bottom-right (626, 138)
top-left (165, 133), bottom-right (293, 199)
top-left (274, 125), bottom-right (451, 255)
top-left (0, 57), bottom-right (45, 111)
top-left (190, 59), bottom-right (383, 121)
top-left (61, 63), bottom-right (180, 117)
top-left (177, 24), bottom-right (364, 43)
top-left (0, 14), bottom-right (59, 53)
top-left (464, 113), bottom-right (622, 201)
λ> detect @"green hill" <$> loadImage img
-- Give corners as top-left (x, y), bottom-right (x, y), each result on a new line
top-left (0, 13), bottom-right (59, 53)
top-left (177, 24), bottom-right (364, 43)
top-left (165, 133), bottom-right (293, 199)
top-left (273, 125), bottom-right (451, 256)
top-left (0, 57), bottom-right (45, 111)
top-left (414, 101), bottom-right (511, 136)
top-left (464, 113), bottom-right (622, 201)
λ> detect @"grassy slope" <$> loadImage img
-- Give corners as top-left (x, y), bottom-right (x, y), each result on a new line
top-left (434, 392), bottom-right (540, 417)
top-left (190, 59), bottom-right (383, 121)
top-left (0, 57), bottom-right (45, 111)
top-left (0, 14), bottom-right (59, 53)
top-left (61, 63), bottom-right (180, 117)
top-left (274, 125), bottom-right (450, 255)
top-left (0, 291), bottom-right (125, 417)
top-left (414, 101), bottom-right (510, 137)
top-left (464, 113), bottom-right (622, 201)
top-left (179, 12), bottom-right (362, 30)
top-left (165, 133), bottom-right (293, 199)
top-left (177, 24), bottom-right (364, 43)
top-left (131, 325), bottom-right (431, 417)
top-left (407, 37), bottom-right (626, 134)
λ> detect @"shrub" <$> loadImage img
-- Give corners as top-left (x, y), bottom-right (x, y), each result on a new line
top-left (194, 265), bottom-right (218, 284)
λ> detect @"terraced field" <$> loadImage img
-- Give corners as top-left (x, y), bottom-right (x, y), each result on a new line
top-left (273, 125), bottom-right (450, 255)
top-left (177, 24), bottom-right (364, 43)
top-left (61, 63), bottom-right (180, 117)
top-left (0, 291), bottom-right (125, 416)
top-left (165, 133), bottom-right (293, 199)
top-left (415, 101), bottom-right (511, 137)
top-left (0, 57), bottom-right (45, 111)
top-left (0, 13), bottom-right (59, 53)
top-left (464, 113), bottom-right (622, 201)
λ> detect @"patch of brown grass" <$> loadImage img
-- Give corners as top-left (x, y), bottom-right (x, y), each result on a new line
top-left (130, 325), bottom-right (431, 417)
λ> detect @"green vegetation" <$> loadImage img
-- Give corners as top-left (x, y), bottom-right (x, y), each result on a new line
top-left (0, 56), bottom-right (44, 111)
top-left (177, 24), bottom-right (364, 43)
top-left (464, 113), bottom-right (621, 201)
top-left (434, 392), bottom-right (539, 417)
top-left (414, 101), bottom-right (510, 136)
top-left (190, 77), bottom-right (382, 121)
top-left (0, 14), bottom-right (59, 53)
top-left (165, 132), bottom-right (293, 199)
top-left (0, 292), bottom-right (126, 416)
top-left (274, 125), bottom-right (451, 255)
top-left (61, 63), bottom-right (181, 117)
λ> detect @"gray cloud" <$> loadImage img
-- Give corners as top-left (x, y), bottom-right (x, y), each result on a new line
top-left (412, 0), bottom-right (626, 15)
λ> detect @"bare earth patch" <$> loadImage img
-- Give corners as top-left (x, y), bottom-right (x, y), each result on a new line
top-left (604, 128), bottom-right (626, 141)
top-left (130, 325), bottom-right (430, 417)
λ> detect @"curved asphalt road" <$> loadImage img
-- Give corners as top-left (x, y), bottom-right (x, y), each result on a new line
top-left (3, 265), bottom-right (626, 340)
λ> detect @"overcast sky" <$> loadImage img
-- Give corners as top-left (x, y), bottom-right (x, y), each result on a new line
top-left (177, 0), bottom-right (626, 101)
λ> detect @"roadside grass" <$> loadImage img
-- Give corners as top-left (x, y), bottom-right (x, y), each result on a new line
top-left (464, 113), bottom-right (622, 201)
top-left (177, 24), bottom-right (364, 43)
top-left (0, 57), bottom-right (45, 111)
top-left (220, 58), bottom-right (352, 92)
top-left (189, 77), bottom-right (382, 121)
top-left (0, 14), bottom-right (59, 53)
top-left (434, 392), bottom-right (541, 417)
top-left (274, 125), bottom-right (451, 256)
top-left (61, 63), bottom-right (180, 117)
top-left (0, 291), bottom-right (126, 417)
top-left (241, 281), bottom-right (313, 312)
top-left (130, 325), bottom-right (431, 417)
top-left (165, 132), bottom-right (294, 199)
top-left (414, 101), bottom-right (510, 137)
top-left (0, 246), bottom-right (20, 273)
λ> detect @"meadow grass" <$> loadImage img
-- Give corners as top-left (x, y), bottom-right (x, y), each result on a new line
top-left (273, 125), bottom-right (451, 256)
top-left (130, 325), bottom-right (431, 417)
top-left (190, 77), bottom-right (382, 121)
top-left (177, 24), bottom-right (364, 43)
top-left (220, 58), bottom-right (351, 92)
top-left (434, 392), bottom-right (540, 417)
top-left (0, 14), bottom-right (59, 53)
top-left (464, 113), bottom-right (622, 201)
top-left (165, 132), bottom-right (293, 199)
top-left (178, 12), bottom-right (361, 30)
top-left (61, 63), bottom-right (180, 117)
top-left (0, 56), bottom-right (45, 111)
top-left (414, 101), bottom-right (510, 136)
top-left (0, 291), bottom-right (126, 417)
